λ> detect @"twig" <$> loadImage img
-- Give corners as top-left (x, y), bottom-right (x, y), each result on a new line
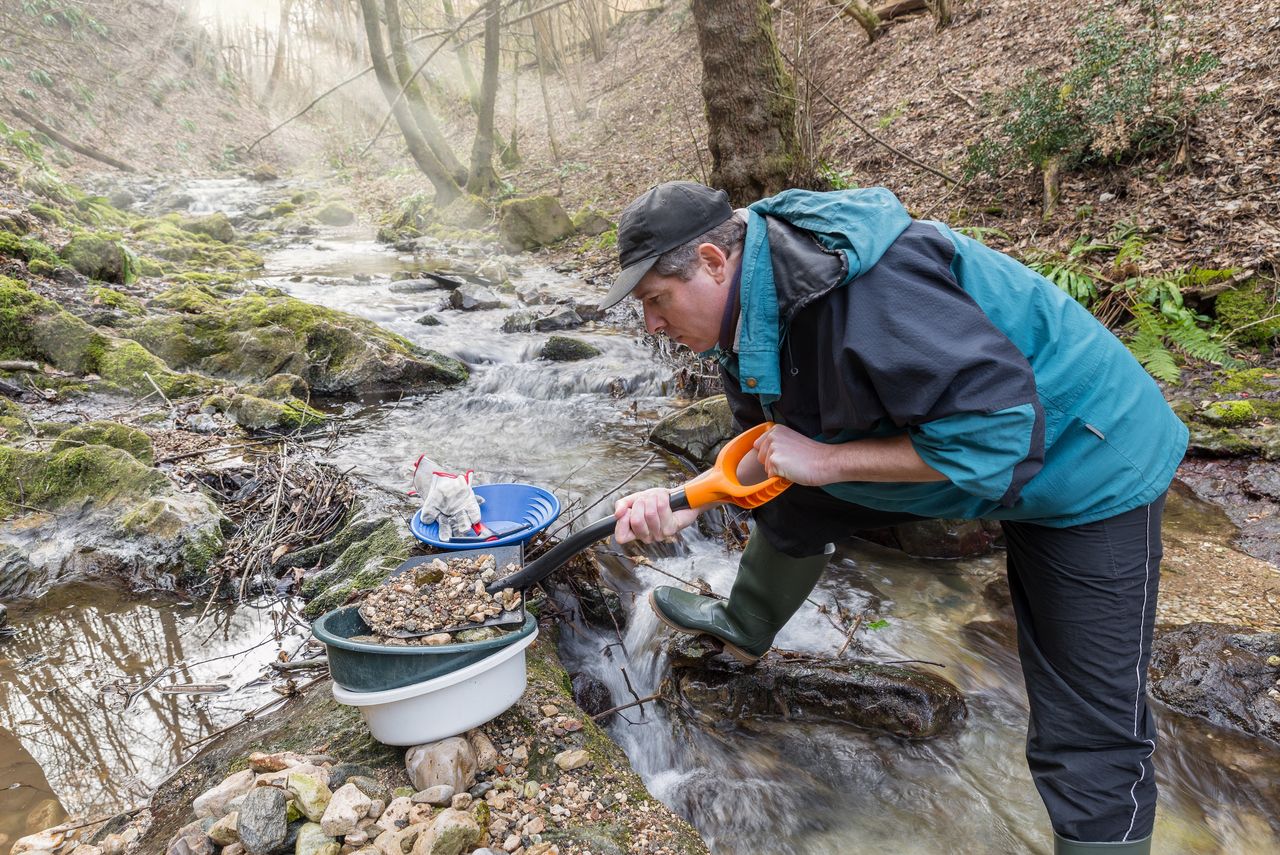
top-left (590, 692), bottom-right (663, 720)
top-left (783, 51), bottom-right (959, 185)
top-left (835, 611), bottom-right (865, 657)
top-left (879, 658), bottom-right (947, 668)
top-left (142, 372), bottom-right (173, 408)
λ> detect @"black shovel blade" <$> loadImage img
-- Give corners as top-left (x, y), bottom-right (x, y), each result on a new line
top-left (377, 547), bottom-right (526, 638)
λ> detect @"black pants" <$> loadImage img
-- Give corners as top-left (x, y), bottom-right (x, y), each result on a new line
top-left (754, 485), bottom-right (1164, 843)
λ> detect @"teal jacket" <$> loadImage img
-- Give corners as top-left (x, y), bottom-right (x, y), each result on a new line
top-left (715, 188), bottom-right (1187, 526)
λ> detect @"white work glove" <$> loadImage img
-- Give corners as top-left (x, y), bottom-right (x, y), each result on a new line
top-left (411, 456), bottom-right (483, 541)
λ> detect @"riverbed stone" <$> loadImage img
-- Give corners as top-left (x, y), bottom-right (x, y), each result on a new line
top-left (553, 749), bottom-right (591, 771)
top-left (340, 773), bottom-right (389, 803)
top-left (287, 773), bottom-right (333, 822)
top-left (391, 277), bottom-right (455, 294)
top-left (648, 395), bottom-right (736, 469)
top-left (316, 203), bottom-right (355, 227)
top-left (572, 208), bottom-right (613, 236)
top-left (295, 823), bottom-right (340, 855)
top-left (891, 518), bottom-right (999, 559)
top-left (497, 196), bottom-right (574, 252)
top-left (465, 730), bottom-right (498, 771)
top-left (409, 808), bottom-right (481, 855)
top-left (320, 783), bottom-right (372, 836)
top-left (374, 825), bottom-right (421, 855)
top-left (207, 812), bottom-right (240, 846)
top-left (448, 284), bottom-right (502, 311)
top-left (667, 634), bottom-right (967, 738)
top-left (237, 786), bottom-right (289, 855)
top-left (1149, 623), bottom-right (1280, 743)
top-left (539, 335), bottom-right (600, 362)
top-left (405, 737), bottom-right (477, 792)
top-left (194, 769), bottom-right (256, 819)
top-left (375, 797), bottom-right (413, 832)
top-left (180, 213), bottom-right (236, 243)
top-left (59, 233), bottom-right (136, 284)
top-left (533, 307), bottom-right (583, 332)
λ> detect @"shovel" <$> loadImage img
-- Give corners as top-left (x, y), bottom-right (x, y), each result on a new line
top-left (487, 422), bottom-right (791, 595)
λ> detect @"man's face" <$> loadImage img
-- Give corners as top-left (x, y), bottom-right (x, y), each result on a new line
top-left (632, 243), bottom-right (736, 353)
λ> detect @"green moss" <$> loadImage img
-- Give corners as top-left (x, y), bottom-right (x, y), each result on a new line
top-left (0, 276), bottom-right (104, 372)
top-left (300, 520), bottom-right (414, 617)
top-left (28, 203), bottom-right (67, 226)
top-left (315, 202), bottom-right (355, 226)
top-left (0, 444), bottom-right (166, 511)
top-left (1200, 399), bottom-right (1256, 426)
top-left (1216, 285), bottom-right (1280, 347)
top-left (0, 232), bottom-right (59, 266)
top-left (271, 202), bottom-right (297, 217)
top-left (89, 286), bottom-right (144, 316)
top-left (75, 196), bottom-right (130, 229)
top-left (0, 274), bottom-right (50, 360)
top-left (246, 373), bottom-right (309, 401)
top-left (95, 339), bottom-right (213, 398)
top-left (1212, 367), bottom-right (1280, 396)
top-left (218, 393), bottom-right (326, 431)
top-left (50, 421), bottom-right (154, 463)
top-left (179, 212), bottom-right (235, 243)
top-left (128, 219), bottom-right (263, 273)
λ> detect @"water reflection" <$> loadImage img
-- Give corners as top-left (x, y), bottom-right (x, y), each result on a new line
top-left (0, 585), bottom-right (304, 852)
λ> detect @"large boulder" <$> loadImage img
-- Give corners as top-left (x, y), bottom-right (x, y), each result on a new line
top-left (120, 286), bottom-right (468, 396)
top-left (447, 284), bottom-right (502, 311)
top-left (539, 336), bottom-right (601, 362)
top-left (59, 232), bottom-right (137, 284)
top-left (179, 213), bottom-right (236, 243)
top-left (315, 203), bottom-right (356, 227)
top-left (649, 396), bottom-right (736, 469)
top-left (666, 634), bottom-right (966, 738)
top-left (891, 518), bottom-right (1000, 559)
top-left (1149, 623), bottom-right (1280, 743)
top-left (497, 196), bottom-right (574, 252)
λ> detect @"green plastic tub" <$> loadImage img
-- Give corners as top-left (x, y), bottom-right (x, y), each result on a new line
top-left (312, 545), bottom-right (533, 693)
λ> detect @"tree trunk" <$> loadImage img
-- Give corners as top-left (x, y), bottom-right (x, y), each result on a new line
top-left (264, 0), bottom-right (292, 100)
top-left (357, 0), bottom-right (462, 205)
top-left (926, 0), bottom-right (951, 29)
top-left (499, 46), bottom-right (521, 168)
top-left (467, 0), bottom-right (502, 194)
top-left (442, 0), bottom-right (482, 112)
top-left (835, 0), bottom-right (881, 41)
top-left (385, 0), bottom-right (468, 186)
top-left (691, 0), bottom-right (800, 204)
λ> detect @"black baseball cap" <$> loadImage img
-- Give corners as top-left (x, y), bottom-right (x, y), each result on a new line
top-left (598, 181), bottom-right (734, 310)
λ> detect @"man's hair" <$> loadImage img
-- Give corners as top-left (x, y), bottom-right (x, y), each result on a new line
top-left (652, 212), bottom-right (746, 280)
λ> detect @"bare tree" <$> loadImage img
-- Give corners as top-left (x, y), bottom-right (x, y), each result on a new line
top-left (691, 0), bottom-right (801, 204)
top-left (357, 0), bottom-right (462, 204)
top-left (264, 0), bottom-right (294, 100)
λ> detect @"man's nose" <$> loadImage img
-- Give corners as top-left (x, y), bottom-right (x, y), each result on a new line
top-left (643, 307), bottom-right (663, 335)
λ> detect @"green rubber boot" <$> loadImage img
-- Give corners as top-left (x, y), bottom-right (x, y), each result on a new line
top-left (1054, 834), bottom-right (1151, 854)
top-left (649, 533), bottom-right (829, 662)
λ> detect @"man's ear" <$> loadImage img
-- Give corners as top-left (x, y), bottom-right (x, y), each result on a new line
top-left (698, 242), bottom-right (729, 283)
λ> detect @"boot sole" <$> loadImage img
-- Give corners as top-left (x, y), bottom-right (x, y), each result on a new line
top-left (647, 589), bottom-right (763, 664)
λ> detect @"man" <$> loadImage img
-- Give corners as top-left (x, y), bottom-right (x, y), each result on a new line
top-left (599, 181), bottom-right (1188, 855)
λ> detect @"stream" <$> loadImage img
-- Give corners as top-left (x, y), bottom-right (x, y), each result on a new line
top-left (1, 178), bottom-right (1277, 854)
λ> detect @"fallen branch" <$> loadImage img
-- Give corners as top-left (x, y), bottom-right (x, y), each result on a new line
top-left (0, 360), bottom-right (41, 372)
top-left (590, 691), bottom-right (664, 720)
top-left (6, 103), bottom-right (137, 172)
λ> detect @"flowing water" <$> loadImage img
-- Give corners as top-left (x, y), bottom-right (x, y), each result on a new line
top-left (1, 178), bottom-right (1277, 854)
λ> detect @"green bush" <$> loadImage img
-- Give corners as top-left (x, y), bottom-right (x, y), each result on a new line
top-left (966, 13), bottom-right (1220, 178)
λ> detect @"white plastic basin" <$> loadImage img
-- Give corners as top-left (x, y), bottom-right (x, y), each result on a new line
top-left (332, 627), bottom-right (538, 746)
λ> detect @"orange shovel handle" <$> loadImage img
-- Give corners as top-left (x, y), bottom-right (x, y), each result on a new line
top-left (670, 422), bottom-right (792, 511)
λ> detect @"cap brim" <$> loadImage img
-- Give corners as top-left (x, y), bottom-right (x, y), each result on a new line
top-left (598, 255), bottom-right (658, 310)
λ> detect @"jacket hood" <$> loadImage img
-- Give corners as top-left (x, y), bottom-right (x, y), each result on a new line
top-left (732, 188), bottom-right (913, 406)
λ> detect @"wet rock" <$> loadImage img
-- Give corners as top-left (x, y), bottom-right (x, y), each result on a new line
top-left (1149, 623), bottom-right (1280, 743)
top-left (390, 278), bottom-right (454, 294)
top-left (666, 634), bottom-right (967, 738)
top-left (539, 336), bottom-right (600, 362)
top-left (892, 518), bottom-right (999, 559)
top-left (319, 783), bottom-right (371, 836)
top-left (648, 395), bottom-right (736, 469)
top-left (500, 311), bottom-right (538, 333)
top-left (415, 314), bottom-right (442, 326)
top-left (194, 769), bottom-right (255, 818)
top-left (409, 807), bottom-right (481, 855)
top-left (206, 392), bottom-right (325, 431)
top-left (571, 673), bottom-right (613, 719)
top-left (405, 737), bottom-right (477, 792)
top-left (448, 284), bottom-right (502, 311)
top-left (296, 822), bottom-right (340, 855)
top-left (244, 373), bottom-right (310, 402)
top-left (108, 189), bottom-right (135, 210)
top-left (250, 166), bottom-right (279, 182)
top-left (411, 784), bottom-right (454, 806)
top-left (534, 307), bottom-right (584, 332)
top-left (316, 203), bottom-right (355, 227)
top-left (498, 196), bottom-right (574, 252)
top-left (236, 786), bottom-right (288, 855)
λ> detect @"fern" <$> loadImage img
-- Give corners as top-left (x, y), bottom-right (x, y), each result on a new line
top-left (1125, 305), bottom-right (1181, 382)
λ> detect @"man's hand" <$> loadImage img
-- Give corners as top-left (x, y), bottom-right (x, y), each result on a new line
top-left (613, 487), bottom-right (702, 545)
top-left (752, 424), bottom-right (836, 486)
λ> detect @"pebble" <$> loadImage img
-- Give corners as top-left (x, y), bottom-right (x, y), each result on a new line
top-left (405, 738), bottom-right (477, 792)
top-left (193, 769), bottom-right (255, 819)
top-left (450, 792), bottom-right (473, 810)
top-left (207, 812), bottom-right (240, 846)
top-left (294, 822), bottom-right (339, 855)
top-left (375, 797), bottom-right (413, 833)
top-left (411, 785), bottom-right (455, 806)
top-left (552, 749), bottom-right (591, 771)
top-left (327, 764), bottom-right (378, 792)
top-left (286, 772), bottom-right (333, 822)
top-left (468, 782), bottom-right (494, 799)
top-left (320, 783), bottom-right (372, 836)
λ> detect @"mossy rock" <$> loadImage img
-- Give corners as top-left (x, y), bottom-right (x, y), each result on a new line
top-left (95, 338), bottom-right (214, 398)
top-left (301, 519), bottom-right (416, 617)
top-left (0, 232), bottom-right (59, 266)
top-left (1215, 286), bottom-right (1280, 347)
top-left (89, 286), bottom-right (144, 316)
top-left (0, 208), bottom-right (35, 235)
top-left (148, 284), bottom-right (221, 313)
top-left (49, 421), bottom-right (154, 464)
top-left (1, 275), bottom-right (108, 372)
top-left (316, 202), bottom-right (355, 227)
top-left (498, 196), bottom-right (574, 252)
top-left (539, 336), bottom-right (602, 362)
top-left (59, 232), bottom-right (137, 284)
top-left (1211, 367), bottom-right (1280, 396)
top-left (572, 208), bottom-right (614, 237)
top-left (179, 213), bottom-right (236, 243)
top-left (1201, 399), bottom-right (1259, 426)
top-left (648, 395), bottom-right (736, 469)
top-left (0, 444), bottom-right (167, 510)
top-left (271, 202), bottom-right (297, 217)
top-left (207, 393), bottom-right (326, 431)
top-left (28, 203), bottom-right (66, 226)
top-left (440, 195), bottom-right (491, 230)
top-left (245, 373), bottom-right (310, 401)
top-left (129, 219), bottom-right (263, 274)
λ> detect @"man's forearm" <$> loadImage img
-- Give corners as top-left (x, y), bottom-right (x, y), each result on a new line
top-left (821, 434), bottom-right (948, 484)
